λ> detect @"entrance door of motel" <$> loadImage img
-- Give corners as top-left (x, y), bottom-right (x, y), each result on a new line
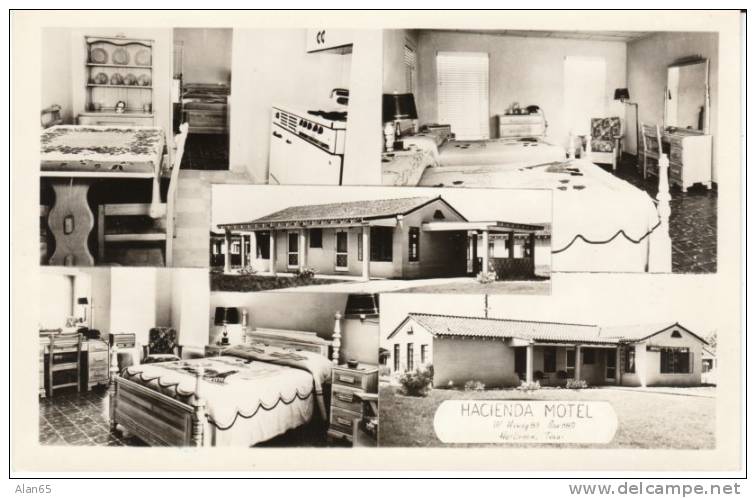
top-left (605, 349), bottom-right (617, 383)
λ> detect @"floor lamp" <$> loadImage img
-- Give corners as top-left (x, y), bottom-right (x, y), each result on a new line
top-left (614, 88), bottom-right (640, 168)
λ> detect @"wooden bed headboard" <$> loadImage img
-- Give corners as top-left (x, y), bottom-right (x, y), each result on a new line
top-left (246, 328), bottom-right (332, 358)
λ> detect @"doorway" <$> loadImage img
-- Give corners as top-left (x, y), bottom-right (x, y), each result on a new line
top-left (172, 28), bottom-right (232, 170)
top-left (605, 349), bottom-right (617, 382)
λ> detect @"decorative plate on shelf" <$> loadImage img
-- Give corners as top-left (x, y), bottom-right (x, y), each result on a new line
top-left (110, 73), bottom-right (124, 85)
top-left (112, 47), bottom-right (129, 65)
top-left (94, 72), bottom-right (109, 85)
top-left (123, 73), bottom-right (137, 86)
top-left (134, 48), bottom-right (151, 66)
top-left (90, 47), bottom-right (108, 64)
top-left (138, 73), bottom-right (152, 86)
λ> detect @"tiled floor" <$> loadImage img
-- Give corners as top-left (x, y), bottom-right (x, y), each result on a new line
top-left (39, 386), bottom-right (328, 447)
top-left (609, 155), bottom-right (717, 273)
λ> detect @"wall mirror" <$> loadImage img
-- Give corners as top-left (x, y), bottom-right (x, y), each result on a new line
top-left (664, 57), bottom-right (710, 134)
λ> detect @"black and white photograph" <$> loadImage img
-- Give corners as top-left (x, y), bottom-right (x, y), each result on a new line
top-left (380, 29), bottom-right (718, 273)
top-left (378, 275), bottom-right (718, 449)
top-left (210, 185), bottom-right (552, 295)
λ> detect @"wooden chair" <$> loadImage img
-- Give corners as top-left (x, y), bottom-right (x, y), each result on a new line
top-left (41, 105), bottom-right (63, 129)
top-left (97, 123), bottom-right (189, 266)
top-left (583, 117), bottom-right (623, 171)
top-left (47, 332), bottom-right (83, 398)
top-left (640, 123), bottom-right (663, 180)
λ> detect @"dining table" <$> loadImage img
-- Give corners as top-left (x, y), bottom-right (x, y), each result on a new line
top-left (40, 125), bottom-right (166, 266)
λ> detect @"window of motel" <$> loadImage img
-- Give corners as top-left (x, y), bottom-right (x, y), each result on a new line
top-left (370, 227), bottom-right (393, 262)
top-left (420, 344), bottom-right (428, 364)
top-left (309, 228), bottom-right (323, 248)
top-left (660, 347), bottom-right (691, 374)
top-left (408, 227), bottom-right (420, 262)
top-left (543, 347), bottom-right (557, 373)
top-left (625, 346), bottom-right (636, 373)
top-left (394, 344), bottom-right (401, 371)
top-left (407, 343), bottom-right (414, 371)
top-left (583, 348), bottom-right (596, 365)
top-left (566, 349), bottom-right (576, 375)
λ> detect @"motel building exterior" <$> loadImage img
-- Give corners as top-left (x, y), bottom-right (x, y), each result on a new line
top-left (384, 313), bottom-right (710, 388)
top-left (215, 196), bottom-right (547, 281)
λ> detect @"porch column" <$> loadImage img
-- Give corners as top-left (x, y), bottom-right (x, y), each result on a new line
top-left (240, 233), bottom-right (247, 268)
top-left (616, 347), bottom-right (622, 385)
top-left (508, 231), bottom-right (515, 259)
top-left (575, 344), bottom-right (582, 381)
top-left (362, 224), bottom-right (371, 281)
top-left (525, 340), bottom-right (534, 384)
top-left (481, 230), bottom-right (490, 274)
top-left (223, 228), bottom-right (231, 274)
top-left (269, 231), bottom-right (276, 275)
top-left (299, 229), bottom-right (307, 270)
top-left (249, 231), bottom-right (257, 267)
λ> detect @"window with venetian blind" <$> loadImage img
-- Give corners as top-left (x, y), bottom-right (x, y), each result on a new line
top-left (404, 44), bottom-right (417, 93)
top-left (436, 52), bottom-right (490, 140)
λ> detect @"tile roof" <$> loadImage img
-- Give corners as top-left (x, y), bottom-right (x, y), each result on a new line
top-left (222, 196), bottom-right (439, 227)
top-left (404, 313), bottom-right (608, 343)
top-left (395, 314), bottom-right (706, 345)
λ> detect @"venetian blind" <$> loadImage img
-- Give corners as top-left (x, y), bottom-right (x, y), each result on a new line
top-left (404, 45), bottom-right (417, 93)
top-left (436, 52), bottom-right (490, 140)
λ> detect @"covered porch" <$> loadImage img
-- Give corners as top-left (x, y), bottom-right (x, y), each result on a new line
top-left (422, 221), bottom-right (542, 279)
top-left (511, 339), bottom-right (622, 386)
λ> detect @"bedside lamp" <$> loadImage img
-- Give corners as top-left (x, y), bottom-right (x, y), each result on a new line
top-left (77, 297), bottom-right (89, 326)
top-left (214, 306), bottom-right (240, 345)
top-left (382, 93), bottom-right (418, 152)
top-left (614, 88), bottom-right (640, 168)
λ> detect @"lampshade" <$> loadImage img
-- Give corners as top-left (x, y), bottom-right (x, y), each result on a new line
top-left (214, 307), bottom-right (240, 325)
top-left (382, 93), bottom-right (418, 122)
top-left (77, 297), bottom-right (89, 305)
top-left (344, 293), bottom-right (380, 317)
top-left (614, 88), bottom-right (630, 101)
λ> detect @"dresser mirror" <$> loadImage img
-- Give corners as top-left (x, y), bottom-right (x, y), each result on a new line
top-left (664, 57), bottom-right (710, 134)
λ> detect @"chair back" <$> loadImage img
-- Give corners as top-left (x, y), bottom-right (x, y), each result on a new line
top-left (590, 117), bottom-right (622, 140)
top-left (41, 105), bottom-right (63, 129)
top-left (640, 123), bottom-right (661, 158)
top-left (147, 327), bottom-right (179, 355)
top-left (49, 332), bottom-right (83, 353)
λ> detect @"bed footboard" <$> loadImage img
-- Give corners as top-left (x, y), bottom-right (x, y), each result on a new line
top-left (109, 346), bottom-right (208, 446)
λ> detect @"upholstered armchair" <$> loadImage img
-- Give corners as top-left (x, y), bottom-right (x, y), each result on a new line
top-left (142, 327), bottom-right (183, 364)
top-left (584, 117), bottom-right (623, 171)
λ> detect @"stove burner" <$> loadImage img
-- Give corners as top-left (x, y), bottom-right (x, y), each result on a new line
top-left (307, 110), bottom-right (348, 122)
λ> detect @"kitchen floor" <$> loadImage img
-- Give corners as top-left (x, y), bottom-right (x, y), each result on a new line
top-left (38, 386), bottom-right (328, 447)
top-left (180, 134), bottom-right (229, 170)
top-left (609, 154), bottom-right (717, 273)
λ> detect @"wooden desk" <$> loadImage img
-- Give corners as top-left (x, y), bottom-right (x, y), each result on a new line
top-left (39, 337), bottom-right (110, 397)
top-left (643, 129), bottom-right (712, 192)
top-left (40, 125), bottom-right (165, 266)
top-left (327, 363), bottom-right (378, 446)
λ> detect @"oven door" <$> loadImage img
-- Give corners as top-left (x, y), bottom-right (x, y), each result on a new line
top-left (268, 125), bottom-right (343, 185)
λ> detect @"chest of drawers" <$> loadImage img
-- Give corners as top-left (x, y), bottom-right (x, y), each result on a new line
top-left (498, 114), bottom-right (546, 139)
top-left (327, 364), bottom-right (378, 445)
top-left (644, 130), bottom-right (713, 192)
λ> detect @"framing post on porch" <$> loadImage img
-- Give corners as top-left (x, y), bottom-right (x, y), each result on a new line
top-left (575, 344), bottom-right (582, 381)
top-left (361, 224), bottom-right (371, 281)
top-left (269, 232), bottom-right (276, 275)
top-left (239, 233), bottom-right (246, 268)
top-left (299, 229), bottom-right (307, 271)
top-left (248, 232), bottom-right (257, 267)
top-left (223, 228), bottom-right (231, 274)
top-left (481, 229), bottom-right (490, 274)
top-left (525, 340), bottom-right (534, 384)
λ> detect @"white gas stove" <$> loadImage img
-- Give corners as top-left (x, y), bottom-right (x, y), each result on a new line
top-left (268, 106), bottom-right (348, 185)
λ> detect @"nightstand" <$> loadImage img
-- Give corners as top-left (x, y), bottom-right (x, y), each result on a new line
top-left (327, 363), bottom-right (378, 446)
top-left (204, 344), bottom-right (233, 357)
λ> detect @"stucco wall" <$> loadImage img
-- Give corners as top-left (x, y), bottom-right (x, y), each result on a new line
top-left (641, 328), bottom-right (703, 386)
top-left (433, 337), bottom-right (519, 388)
top-left (385, 318), bottom-right (435, 373)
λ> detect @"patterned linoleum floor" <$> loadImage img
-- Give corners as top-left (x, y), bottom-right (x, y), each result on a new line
top-left (608, 155), bottom-right (717, 273)
top-left (180, 134), bottom-right (229, 170)
top-left (39, 386), bottom-right (328, 447)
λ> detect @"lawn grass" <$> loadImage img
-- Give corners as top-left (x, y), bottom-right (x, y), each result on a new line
top-left (379, 385), bottom-right (715, 449)
top-left (210, 272), bottom-right (351, 292)
top-left (396, 279), bottom-right (550, 294)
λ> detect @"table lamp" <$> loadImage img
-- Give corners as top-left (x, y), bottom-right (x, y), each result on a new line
top-left (614, 88), bottom-right (640, 168)
top-left (214, 306), bottom-right (240, 345)
top-left (382, 93), bottom-right (418, 152)
top-left (77, 297), bottom-right (89, 325)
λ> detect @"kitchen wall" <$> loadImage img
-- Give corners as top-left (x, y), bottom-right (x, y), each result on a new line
top-left (41, 28), bottom-right (74, 124)
top-left (414, 31), bottom-right (627, 150)
top-left (173, 28), bottom-right (232, 85)
top-left (68, 27), bottom-right (172, 138)
top-left (627, 32), bottom-right (719, 181)
top-left (229, 29), bottom-right (352, 181)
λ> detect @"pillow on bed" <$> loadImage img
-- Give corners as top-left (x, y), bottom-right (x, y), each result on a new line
top-left (401, 135), bottom-right (441, 162)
